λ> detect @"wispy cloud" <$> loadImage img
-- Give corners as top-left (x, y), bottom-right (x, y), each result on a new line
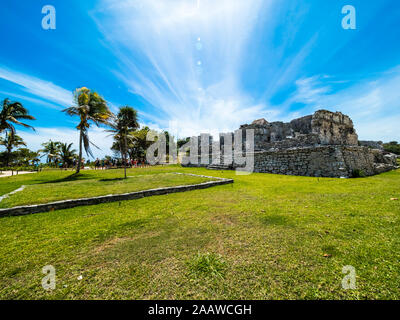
top-left (0, 90), bottom-right (62, 110)
top-left (1, 1), bottom-right (398, 146)
top-left (288, 67), bottom-right (400, 142)
top-left (91, 0), bottom-right (277, 137)
top-left (0, 66), bottom-right (72, 107)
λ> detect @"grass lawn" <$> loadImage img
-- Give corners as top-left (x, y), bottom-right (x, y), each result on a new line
top-left (0, 170), bottom-right (216, 208)
top-left (0, 165), bottom-right (399, 299)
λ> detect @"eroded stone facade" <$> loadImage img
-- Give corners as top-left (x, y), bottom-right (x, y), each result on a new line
top-left (239, 110), bottom-right (358, 150)
top-left (183, 110), bottom-right (398, 178)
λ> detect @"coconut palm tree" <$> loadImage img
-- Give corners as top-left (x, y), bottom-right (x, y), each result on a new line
top-left (13, 148), bottom-right (40, 167)
top-left (0, 98), bottom-right (35, 136)
top-left (40, 140), bottom-right (61, 165)
top-left (59, 142), bottom-right (77, 168)
top-left (62, 87), bottom-right (113, 174)
top-left (107, 106), bottom-right (139, 178)
top-left (0, 133), bottom-right (27, 166)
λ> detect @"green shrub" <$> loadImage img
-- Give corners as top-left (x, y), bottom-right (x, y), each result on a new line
top-left (383, 141), bottom-right (400, 155)
top-left (187, 252), bottom-right (226, 278)
top-left (352, 169), bottom-right (366, 178)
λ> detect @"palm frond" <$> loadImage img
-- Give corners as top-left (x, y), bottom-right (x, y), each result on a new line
top-left (13, 114), bottom-right (36, 120)
top-left (81, 130), bottom-right (100, 158)
top-left (62, 106), bottom-right (82, 116)
top-left (7, 117), bottom-right (35, 130)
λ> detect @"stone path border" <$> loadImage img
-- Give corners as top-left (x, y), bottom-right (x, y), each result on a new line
top-left (0, 173), bottom-right (233, 218)
top-left (0, 185), bottom-right (26, 203)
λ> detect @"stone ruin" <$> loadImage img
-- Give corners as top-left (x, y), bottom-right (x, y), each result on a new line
top-left (239, 110), bottom-right (359, 150)
top-left (182, 110), bottom-right (399, 178)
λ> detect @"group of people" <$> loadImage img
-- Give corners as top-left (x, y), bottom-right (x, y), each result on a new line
top-left (56, 158), bottom-right (85, 170)
top-left (93, 158), bottom-right (148, 170)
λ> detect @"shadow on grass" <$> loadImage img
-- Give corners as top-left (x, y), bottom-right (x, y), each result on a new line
top-left (99, 178), bottom-right (126, 182)
top-left (38, 174), bottom-right (128, 184)
top-left (261, 214), bottom-right (294, 227)
top-left (38, 173), bottom-right (93, 184)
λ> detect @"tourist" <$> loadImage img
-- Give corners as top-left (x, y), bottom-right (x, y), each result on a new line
top-left (94, 158), bottom-right (100, 170)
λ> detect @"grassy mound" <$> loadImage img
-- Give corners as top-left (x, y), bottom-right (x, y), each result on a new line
top-left (0, 165), bottom-right (399, 299)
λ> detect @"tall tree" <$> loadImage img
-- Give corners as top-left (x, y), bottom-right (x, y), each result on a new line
top-left (0, 98), bottom-right (35, 136)
top-left (0, 133), bottom-right (26, 166)
top-left (128, 126), bottom-right (153, 161)
top-left (40, 140), bottom-right (61, 165)
top-left (59, 143), bottom-right (77, 168)
top-left (13, 148), bottom-right (40, 167)
top-left (63, 87), bottom-right (113, 174)
top-left (177, 137), bottom-right (190, 149)
top-left (107, 106), bottom-right (139, 178)
top-left (383, 141), bottom-right (400, 155)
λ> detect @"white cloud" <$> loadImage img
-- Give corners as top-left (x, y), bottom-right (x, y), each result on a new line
top-left (0, 91), bottom-right (62, 110)
top-left (0, 66), bottom-right (72, 108)
top-left (289, 67), bottom-right (400, 142)
top-left (92, 0), bottom-right (277, 137)
top-left (293, 76), bottom-right (330, 104)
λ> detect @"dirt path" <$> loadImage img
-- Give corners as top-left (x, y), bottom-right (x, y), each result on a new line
top-left (0, 171), bottom-right (35, 178)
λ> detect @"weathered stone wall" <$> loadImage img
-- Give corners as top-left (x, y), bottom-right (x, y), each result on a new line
top-left (359, 140), bottom-right (384, 150)
top-left (311, 110), bottom-right (358, 145)
top-left (238, 110), bottom-right (359, 150)
top-left (183, 110), bottom-right (398, 178)
top-left (186, 146), bottom-right (398, 177)
top-left (249, 146), bottom-right (397, 178)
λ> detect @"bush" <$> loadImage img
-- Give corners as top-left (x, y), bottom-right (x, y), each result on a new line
top-left (187, 252), bottom-right (226, 278)
top-left (0, 166), bottom-right (36, 172)
top-left (383, 141), bottom-right (400, 155)
top-left (352, 169), bottom-right (366, 178)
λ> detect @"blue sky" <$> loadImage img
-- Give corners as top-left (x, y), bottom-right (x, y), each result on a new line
top-left (0, 0), bottom-right (399, 158)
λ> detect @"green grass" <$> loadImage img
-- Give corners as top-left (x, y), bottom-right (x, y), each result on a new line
top-left (0, 165), bottom-right (399, 299)
top-left (0, 171), bottom-right (215, 208)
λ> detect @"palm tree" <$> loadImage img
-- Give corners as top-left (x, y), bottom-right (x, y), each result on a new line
top-left (0, 98), bottom-right (35, 136)
top-left (111, 126), bottom-right (153, 162)
top-left (13, 148), bottom-right (40, 167)
top-left (0, 133), bottom-right (26, 166)
top-left (59, 143), bottom-right (77, 168)
top-left (40, 140), bottom-right (61, 165)
top-left (63, 87), bottom-right (113, 174)
top-left (107, 106), bottom-right (139, 178)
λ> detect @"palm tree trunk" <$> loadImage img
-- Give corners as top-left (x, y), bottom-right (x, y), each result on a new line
top-left (77, 129), bottom-right (83, 174)
top-left (120, 144), bottom-right (126, 179)
top-left (5, 153), bottom-right (9, 167)
top-left (124, 134), bottom-right (128, 179)
top-left (5, 145), bottom-right (12, 167)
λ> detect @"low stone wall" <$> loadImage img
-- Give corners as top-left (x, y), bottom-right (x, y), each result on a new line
top-left (251, 146), bottom-right (397, 177)
top-left (183, 145), bottom-right (398, 178)
top-left (0, 174), bottom-right (233, 218)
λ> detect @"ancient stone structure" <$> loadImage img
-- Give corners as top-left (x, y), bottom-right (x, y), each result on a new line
top-left (182, 110), bottom-right (398, 178)
top-left (239, 110), bottom-right (359, 150)
top-left (359, 140), bottom-right (384, 150)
